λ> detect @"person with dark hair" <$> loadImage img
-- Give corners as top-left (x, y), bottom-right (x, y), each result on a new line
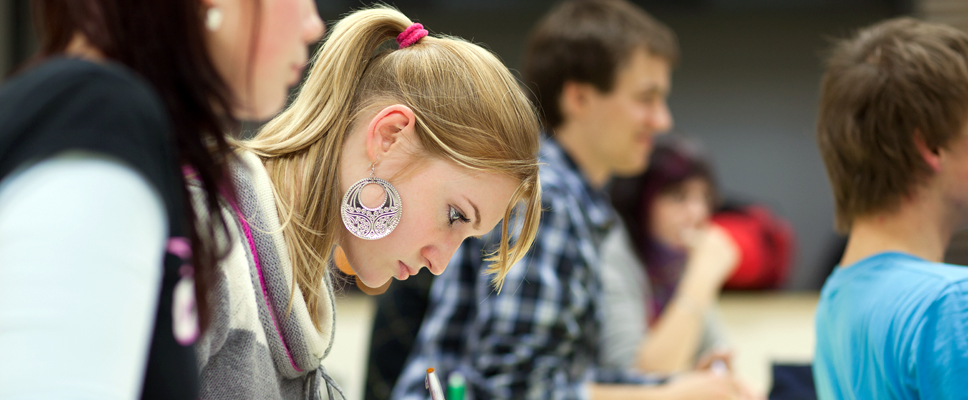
top-left (388, 1), bottom-right (754, 399)
top-left (601, 136), bottom-right (735, 374)
top-left (603, 136), bottom-right (794, 379)
top-left (813, 18), bottom-right (968, 399)
top-left (0, 1), bottom-right (323, 399)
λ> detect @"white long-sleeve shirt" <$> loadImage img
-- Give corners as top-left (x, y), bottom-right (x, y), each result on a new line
top-left (0, 152), bottom-right (166, 400)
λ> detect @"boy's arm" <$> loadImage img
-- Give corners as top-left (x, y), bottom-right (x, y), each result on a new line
top-left (915, 281), bottom-right (968, 398)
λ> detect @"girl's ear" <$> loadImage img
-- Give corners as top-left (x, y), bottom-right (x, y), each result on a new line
top-left (364, 104), bottom-right (417, 163)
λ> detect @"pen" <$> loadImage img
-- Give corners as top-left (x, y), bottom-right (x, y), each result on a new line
top-left (426, 368), bottom-right (446, 400)
top-left (447, 371), bottom-right (466, 400)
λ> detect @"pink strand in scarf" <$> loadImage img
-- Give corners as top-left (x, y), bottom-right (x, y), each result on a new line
top-left (397, 23), bottom-right (428, 49)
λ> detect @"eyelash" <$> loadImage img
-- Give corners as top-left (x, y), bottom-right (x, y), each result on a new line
top-left (448, 206), bottom-right (470, 226)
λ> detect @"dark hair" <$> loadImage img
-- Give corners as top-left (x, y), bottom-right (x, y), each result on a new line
top-left (610, 136), bottom-right (716, 268)
top-left (817, 17), bottom-right (968, 233)
top-left (30, 0), bottom-right (257, 330)
top-left (522, 0), bottom-right (679, 130)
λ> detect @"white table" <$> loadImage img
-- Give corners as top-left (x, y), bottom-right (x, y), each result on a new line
top-left (718, 292), bottom-right (819, 395)
top-left (324, 291), bottom-right (820, 400)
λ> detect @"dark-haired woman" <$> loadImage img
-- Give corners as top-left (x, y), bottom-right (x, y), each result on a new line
top-left (600, 137), bottom-right (737, 375)
top-left (0, 1), bottom-right (323, 399)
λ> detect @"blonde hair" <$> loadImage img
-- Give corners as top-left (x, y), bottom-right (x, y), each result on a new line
top-left (239, 6), bottom-right (542, 330)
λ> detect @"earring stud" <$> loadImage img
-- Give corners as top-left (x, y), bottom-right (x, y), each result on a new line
top-left (205, 7), bottom-right (223, 31)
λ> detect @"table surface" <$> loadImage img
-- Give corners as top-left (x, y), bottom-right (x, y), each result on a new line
top-left (322, 291), bottom-right (820, 400)
top-left (718, 291), bottom-right (819, 395)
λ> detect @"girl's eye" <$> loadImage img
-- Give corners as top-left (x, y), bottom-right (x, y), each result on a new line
top-left (449, 206), bottom-right (470, 226)
top-left (670, 189), bottom-right (688, 202)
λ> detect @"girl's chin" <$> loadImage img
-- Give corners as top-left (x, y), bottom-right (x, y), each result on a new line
top-left (356, 274), bottom-right (391, 289)
top-left (355, 276), bottom-right (392, 295)
top-left (658, 239), bottom-right (689, 252)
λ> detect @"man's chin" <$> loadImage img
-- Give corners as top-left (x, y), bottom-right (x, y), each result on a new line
top-left (611, 162), bottom-right (650, 178)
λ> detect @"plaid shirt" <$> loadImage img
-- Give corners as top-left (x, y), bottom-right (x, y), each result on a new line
top-left (392, 137), bottom-right (663, 400)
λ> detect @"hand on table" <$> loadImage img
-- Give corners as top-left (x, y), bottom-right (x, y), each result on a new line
top-left (662, 371), bottom-right (762, 400)
top-left (695, 349), bottom-right (733, 375)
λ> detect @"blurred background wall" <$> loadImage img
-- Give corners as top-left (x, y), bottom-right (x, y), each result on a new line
top-left (2, 1), bottom-right (33, 76)
top-left (6, 0), bottom-right (968, 290)
top-left (0, 2), bottom-right (8, 74)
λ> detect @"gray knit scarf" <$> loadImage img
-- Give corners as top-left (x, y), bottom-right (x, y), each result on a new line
top-left (194, 150), bottom-right (344, 400)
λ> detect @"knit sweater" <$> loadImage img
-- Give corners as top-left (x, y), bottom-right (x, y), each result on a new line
top-left (192, 150), bottom-right (343, 399)
top-left (598, 220), bottom-right (726, 371)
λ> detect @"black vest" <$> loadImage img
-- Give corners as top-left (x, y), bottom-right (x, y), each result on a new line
top-left (0, 58), bottom-right (199, 399)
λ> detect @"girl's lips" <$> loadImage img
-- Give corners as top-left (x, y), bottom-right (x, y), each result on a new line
top-left (398, 261), bottom-right (418, 280)
top-left (397, 261), bottom-right (409, 280)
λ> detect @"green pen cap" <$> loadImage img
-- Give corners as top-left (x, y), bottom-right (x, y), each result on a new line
top-left (447, 371), bottom-right (465, 400)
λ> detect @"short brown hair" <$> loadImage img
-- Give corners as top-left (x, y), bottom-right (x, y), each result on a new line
top-left (522, 0), bottom-right (678, 129)
top-left (817, 17), bottom-right (968, 232)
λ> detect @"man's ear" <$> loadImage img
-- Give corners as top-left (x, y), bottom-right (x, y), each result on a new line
top-left (915, 131), bottom-right (942, 172)
top-left (364, 104), bottom-right (417, 163)
top-left (559, 81), bottom-right (595, 121)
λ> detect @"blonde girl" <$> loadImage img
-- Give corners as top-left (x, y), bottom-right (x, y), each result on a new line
top-left (193, 6), bottom-right (542, 399)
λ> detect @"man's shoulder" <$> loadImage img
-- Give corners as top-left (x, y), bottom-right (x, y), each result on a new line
top-left (536, 156), bottom-right (594, 217)
top-left (923, 260), bottom-right (968, 283)
top-left (819, 252), bottom-right (968, 325)
top-left (831, 252), bottom-right (968, 282)
top-left (537, 159), bottom-right (574, 199)
top-left (871, 253), bottom-right (968, 287)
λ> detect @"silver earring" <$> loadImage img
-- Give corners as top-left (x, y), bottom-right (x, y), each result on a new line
top-left (205, 7), bottom-right (223, 31)
top-left (341, 163), bottom-right (402, 240)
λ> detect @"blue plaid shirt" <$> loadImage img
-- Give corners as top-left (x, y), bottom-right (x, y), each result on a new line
top-left (392, 137), bottom-right (663, 400)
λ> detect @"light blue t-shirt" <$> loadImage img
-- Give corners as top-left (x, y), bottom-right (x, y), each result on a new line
top-left (814, 252), bottom-right (968, 399)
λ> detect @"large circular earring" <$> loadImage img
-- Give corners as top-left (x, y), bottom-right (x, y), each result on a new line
top-left (205, 7), bottom-right (223, 31)
top-left (340, 164), bottom-right (402, 240)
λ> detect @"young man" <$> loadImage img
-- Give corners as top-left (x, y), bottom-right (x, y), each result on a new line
top-left (388, 1), bottom-right (752, 399)
top-left (813, 18), bottom-right (968, 399)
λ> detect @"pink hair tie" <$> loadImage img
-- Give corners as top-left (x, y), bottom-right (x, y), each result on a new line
top-left (397, 23), bottom-right (428, 49)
